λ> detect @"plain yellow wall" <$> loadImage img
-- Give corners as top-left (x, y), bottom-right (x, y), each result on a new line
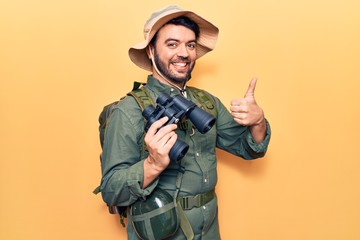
top-left (1, 1), bottom-right (360, 239)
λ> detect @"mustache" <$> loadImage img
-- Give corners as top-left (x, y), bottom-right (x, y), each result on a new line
top-left (171, 57), bottom-right (190, 63)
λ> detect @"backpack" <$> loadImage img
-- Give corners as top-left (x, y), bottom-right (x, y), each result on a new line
top-left (93, 81), bottom-right (217, 227)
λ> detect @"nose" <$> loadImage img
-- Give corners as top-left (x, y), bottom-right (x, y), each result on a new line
top-left (177, 43), bottom-right (189, 58)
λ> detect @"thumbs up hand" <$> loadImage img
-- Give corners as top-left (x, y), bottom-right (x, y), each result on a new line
top-left (230, 78), bottom-right (267, 142)
top-left (230, 78), bottom-right (264, 126)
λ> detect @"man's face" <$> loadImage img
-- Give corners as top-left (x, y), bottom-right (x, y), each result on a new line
top-left (152, 24), bottom-right (197, 84)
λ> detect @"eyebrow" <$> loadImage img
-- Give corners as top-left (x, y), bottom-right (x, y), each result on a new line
top-left (165, 38), bottom-right (197, 44)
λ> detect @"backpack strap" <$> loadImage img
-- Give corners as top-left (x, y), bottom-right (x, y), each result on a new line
top-left (187, 86), bottom-right (217, 117)
top-left (127, 87), bottom-right (155, 112)
top-left (127, 86), bottom-right (155, 157)
top-left (174, 165), bottom-right (194, 240)
top-left (131, 81), bottom-right (145, 91)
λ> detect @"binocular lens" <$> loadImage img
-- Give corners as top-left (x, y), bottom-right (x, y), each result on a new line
top-left (188, 108), bottom-right (216, 134)
top-left (143, 105), bottom-right (156, 120)
top-left (157, 93), bottom-right (172, 105)
top-left (169, 140), bottom-right (189, 163)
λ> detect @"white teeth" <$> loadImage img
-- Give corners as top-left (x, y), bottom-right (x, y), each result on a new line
top-left (173, 62), bottom-right (187, 67)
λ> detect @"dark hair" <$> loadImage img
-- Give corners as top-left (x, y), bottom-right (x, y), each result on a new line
top-left (150, 16), bottom-right (200, 46)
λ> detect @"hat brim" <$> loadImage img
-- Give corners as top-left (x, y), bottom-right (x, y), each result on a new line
top-left (129, 10), bottom-right (219, 72)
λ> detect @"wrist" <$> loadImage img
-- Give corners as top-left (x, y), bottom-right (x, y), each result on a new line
top-left (144, 156), bottom-right (166, 174)
top-left (250, 117), bottom-right (267, 143)
top-left (255, 115), bottom-right (266, 127)
top-left (142, 157), bottom-right (165, 189)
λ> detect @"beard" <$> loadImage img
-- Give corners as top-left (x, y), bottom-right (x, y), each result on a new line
top-left (153, 49), bottom-right (195, 84)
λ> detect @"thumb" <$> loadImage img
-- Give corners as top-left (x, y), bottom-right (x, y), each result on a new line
top-left (244, 77), bottom-right (257, 98)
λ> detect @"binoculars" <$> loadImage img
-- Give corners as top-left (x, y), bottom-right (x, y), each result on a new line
top-left (143, 92), bottom-right (216, 162)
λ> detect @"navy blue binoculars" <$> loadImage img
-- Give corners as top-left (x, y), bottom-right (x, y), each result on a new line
top-left (142, 93), bottom-right (216, 162)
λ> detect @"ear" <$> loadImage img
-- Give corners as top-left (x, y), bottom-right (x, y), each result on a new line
top-left (146, 45), bottom-right (154, 60)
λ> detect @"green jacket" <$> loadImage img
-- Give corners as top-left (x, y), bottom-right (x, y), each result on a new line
top-left (100, 76), bottom-right (271, 239)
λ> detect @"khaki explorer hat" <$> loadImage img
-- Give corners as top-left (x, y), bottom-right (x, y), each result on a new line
top-left (129, 5), bottom-right (219, 71)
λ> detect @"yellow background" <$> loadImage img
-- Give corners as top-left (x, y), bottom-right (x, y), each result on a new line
top-left (1, 0), bottom-right (359, 239)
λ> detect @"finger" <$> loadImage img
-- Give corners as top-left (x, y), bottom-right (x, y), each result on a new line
top-left (145, 124), bottom-right (177, 151)
top-left (231, 110), bottom-right (247, 119)
top-left (232, 112), bottom-right (253, 126)
top-left (156, 123), bottom-right (177, 137)
top-left (147, 117), bottom-right (169, 135)
top-left (163, 132), bottom-right (177, 150)
top-left (230, 104), bottom-right (248, 113)
top-left (230, 98), bottom-right (246, 107)
top-left (244, 77), bottom-right (257, 98)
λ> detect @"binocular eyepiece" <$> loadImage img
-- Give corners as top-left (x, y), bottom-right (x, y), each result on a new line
top-left (142, 92), bottom-right (216, 162)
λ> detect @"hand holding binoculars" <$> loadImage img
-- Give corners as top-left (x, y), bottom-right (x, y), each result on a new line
top-left (142, 93), bottom-right (216, 162)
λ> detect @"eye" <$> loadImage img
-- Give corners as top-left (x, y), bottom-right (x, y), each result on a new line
top-left (187, 43), bottom-right (196, 49)
top-left (167, 42), bottom-right (178, 48)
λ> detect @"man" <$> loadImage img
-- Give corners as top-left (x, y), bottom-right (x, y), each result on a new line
top-left (100, 5), bottom-right (271, 239)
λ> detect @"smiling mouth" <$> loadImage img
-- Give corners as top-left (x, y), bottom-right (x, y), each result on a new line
top-left (171, 62), bottom-right (190, 71)
top-left (172, 62), bottom-right (188, 66)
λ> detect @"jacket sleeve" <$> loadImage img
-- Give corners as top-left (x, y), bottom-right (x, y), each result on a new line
top-left (100, 97), bottom-right (158, 206)
top-left (214, 96), bottom-right (271, 160)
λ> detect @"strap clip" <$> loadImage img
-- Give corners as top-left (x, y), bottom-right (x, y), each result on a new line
top-left (177, 190), bottom-right (215, 210)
